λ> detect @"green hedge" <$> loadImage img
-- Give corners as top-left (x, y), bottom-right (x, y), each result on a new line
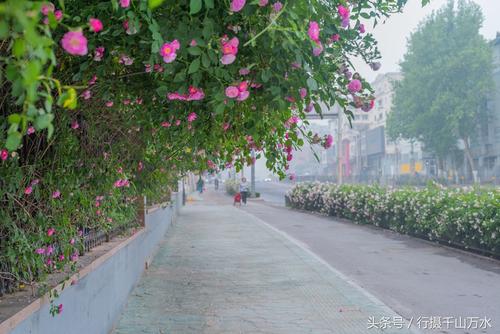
top-left (286, 182), bottom-right (500, 255)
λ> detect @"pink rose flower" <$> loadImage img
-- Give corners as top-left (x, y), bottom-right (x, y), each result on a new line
top-left (225, 86), bottom-right (239, 98)
top-left (41, 3), bottom-right (55, 15)
top-left (308, 21), bottom-right (320, 43)
top-left (61, 31), bottom-right (88, 56)
top-left (46, 245), bottom-right (54, 255)
top-left (71, 120), bottom-right (79, 129)
top-left (52, 190), bottom-right (61, 199)
top-left (35, 248), bottom-right (45, 255)
top-left (161, 121), bottom-right (171, 128)
top-left (24, 186), bottom-right (33, 195)
top-left (27, 126), bottom-right (35, 135)
top-left (239, 68), bottom-right (250, 75)
top-left (1, 149), bottom-right (8, 161)
top-left (272, 2), bottom-right (283, 12)
top-left (81, 89), bottom-right (91, 100)
top-left (119, 55), bottom-right (134, 66)
top-left (299, 88), bottom-right (307, 99)
top-left (187, 86), bottom-right (205, 101)
top-left (106, 101), bottom-right (114, 107)
top-left (120, 0), bottom-right (130, 8)
top-left (230, 0), bottom-right (246, 12)
top-left (187, 112), bottom-right (197, 122)
top-left (47, 228), bottom-right (56, 237)
top-left (332, 34), bottom-right (340, 42)
top-left (312, 43), bottom-right (323, 56)
top-left (338, 5), bottom-right (350, 20)
top-left (190, 39), bottom-right (197, 47)
top-left (259, 0), bottom-right (269, 6)
top-left (94, 46), bottom-right (105, 61)
top-left (54, 10), bottom-right (63, 21)
top-left (89, 18), bottom-right (103, 33)
top-left (348, 79), bottom-right (362, 93)
top-left (359, 24), bottom-right (365, 34)
top-left (160, 40), bottom-right (180, 63)
top-left (220, 36), bottom-right (239, 65)
top-left (324, 134), bottom-right (333, 149)
top-left (88, 75), bottom-right (97, 85)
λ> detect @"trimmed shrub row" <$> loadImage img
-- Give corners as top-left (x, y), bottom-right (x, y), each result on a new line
top-left (286, 182), bottom-right (500, 255)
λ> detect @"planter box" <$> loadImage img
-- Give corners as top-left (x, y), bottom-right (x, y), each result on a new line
top-left (0, 199), bottom-right (179, 334)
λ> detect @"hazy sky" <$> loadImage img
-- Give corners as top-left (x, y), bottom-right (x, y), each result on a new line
top-left (356, 0), bottom-right (500, 82)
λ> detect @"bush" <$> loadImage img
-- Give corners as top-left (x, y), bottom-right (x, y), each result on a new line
top-left (287, 182), bottom-right (500, 255)
top-left (225, 179), bottom-right (240, 196)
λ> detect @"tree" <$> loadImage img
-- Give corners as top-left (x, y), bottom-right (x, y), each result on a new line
top-left (387, 0), bottom-right (493, 179)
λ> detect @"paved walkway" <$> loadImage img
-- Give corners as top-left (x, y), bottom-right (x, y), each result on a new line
top-left (113, 192), bottom-right (415, 334)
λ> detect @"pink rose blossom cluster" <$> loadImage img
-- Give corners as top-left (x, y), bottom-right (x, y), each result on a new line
top-left (220, 36), bottom-right (239, 65)
top-left (338, 5), bottom-right (350, 28)
top-left (187, 112), bottom-right (197, 123)
top-left (94, 46), bottom-right (105, 61)
top-left (167, 86), bottom-right (205, 101)
top-left (225, 81), bottom-right (249, 101)
top-left (114, 179), bottom-right (130, 188)
top-left (323, 134), bottom-right (334, 149)
top-left (41, 2), bottom-right (63, 25)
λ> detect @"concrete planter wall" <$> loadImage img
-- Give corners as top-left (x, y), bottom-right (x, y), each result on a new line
top-left (1, 196), bottom-right (179, 334)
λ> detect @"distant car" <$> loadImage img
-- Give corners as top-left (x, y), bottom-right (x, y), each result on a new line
top-left (264, 178), bottom-right (272, 182)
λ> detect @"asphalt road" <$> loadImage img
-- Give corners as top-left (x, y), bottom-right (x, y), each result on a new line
top-left (254, 181), bottom-right (293, 205)
top-left (245, 183), bottom-right (500, 334)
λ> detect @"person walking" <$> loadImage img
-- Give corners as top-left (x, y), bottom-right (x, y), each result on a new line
top-left (214, 178), bottom-right (219, 190)
top-left (196, 176), bottom-right (204, 194)
top-left (239, 177), bottom-right (249, 205)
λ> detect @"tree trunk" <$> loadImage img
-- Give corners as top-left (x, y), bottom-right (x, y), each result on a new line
top-left (462, 137), bottom-right (477, 183)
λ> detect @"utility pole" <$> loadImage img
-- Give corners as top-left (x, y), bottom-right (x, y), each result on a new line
top-left (250, 149), bottom-right (256, 197)
top-left (337, 111), bottom-right (343, 185)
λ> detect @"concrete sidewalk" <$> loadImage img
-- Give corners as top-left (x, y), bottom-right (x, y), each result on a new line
top-left (113, 192), bottom-right (415, 334)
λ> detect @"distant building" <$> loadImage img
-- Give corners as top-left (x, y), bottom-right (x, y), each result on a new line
top-left (469, 32), bottom-right (500, 182)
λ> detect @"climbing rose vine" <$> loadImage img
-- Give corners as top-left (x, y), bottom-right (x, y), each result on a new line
top-left (0, 0), bottom-right (428, 310)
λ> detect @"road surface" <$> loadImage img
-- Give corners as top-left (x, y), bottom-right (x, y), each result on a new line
top-left (254, 181), bottom-right (293, 205)
top-left (245, 185), bottom-right (500, 334)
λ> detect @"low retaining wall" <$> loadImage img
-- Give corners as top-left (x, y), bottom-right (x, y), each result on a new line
top-left (1, 195), bottom-right (180, 334)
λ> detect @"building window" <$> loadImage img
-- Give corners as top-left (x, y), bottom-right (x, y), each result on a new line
top-left (485, 156), bottom-right (497, 169)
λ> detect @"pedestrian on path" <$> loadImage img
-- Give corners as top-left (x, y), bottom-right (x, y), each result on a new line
top-left (239, 177), bottom-right (249, 205)
top-left (214, 178), bottom-right (219, 190)
top-left (196, 176), bottom-right (204, 194)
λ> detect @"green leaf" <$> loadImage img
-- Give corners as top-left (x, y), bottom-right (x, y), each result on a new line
top-left (23, 60), bottom-right (41, 85)
top-left (215, 103), bottom-right (225, 114)
top-left (5, 132), bottom-right (22, 151)
top-left (13, 39), bottom-right (25, 58)
top-left (156, 85), bottom-right (169, 96)
top-left (173, 71), bottom-right (186, 82)
top-left (204, 0), bottom-right (214, 9)
top-left (306, 77), bottom-right (318, 91)
top-left (190, 0), bottom-right (202, 14)
top-left (148, 0), bottom-right (165, 9)
top-left (7, 114), bottom-right (22, 125)
top-left (34, 114), bottom-right (54, 130)
top-left (0, 20), bottom-right (8, 39)
top-left (188, 58), bottom-right (201, 74)
top-left (201, 53), bottom-right (210, 68)
top-left (188, 47), bottom-right (202, 56)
